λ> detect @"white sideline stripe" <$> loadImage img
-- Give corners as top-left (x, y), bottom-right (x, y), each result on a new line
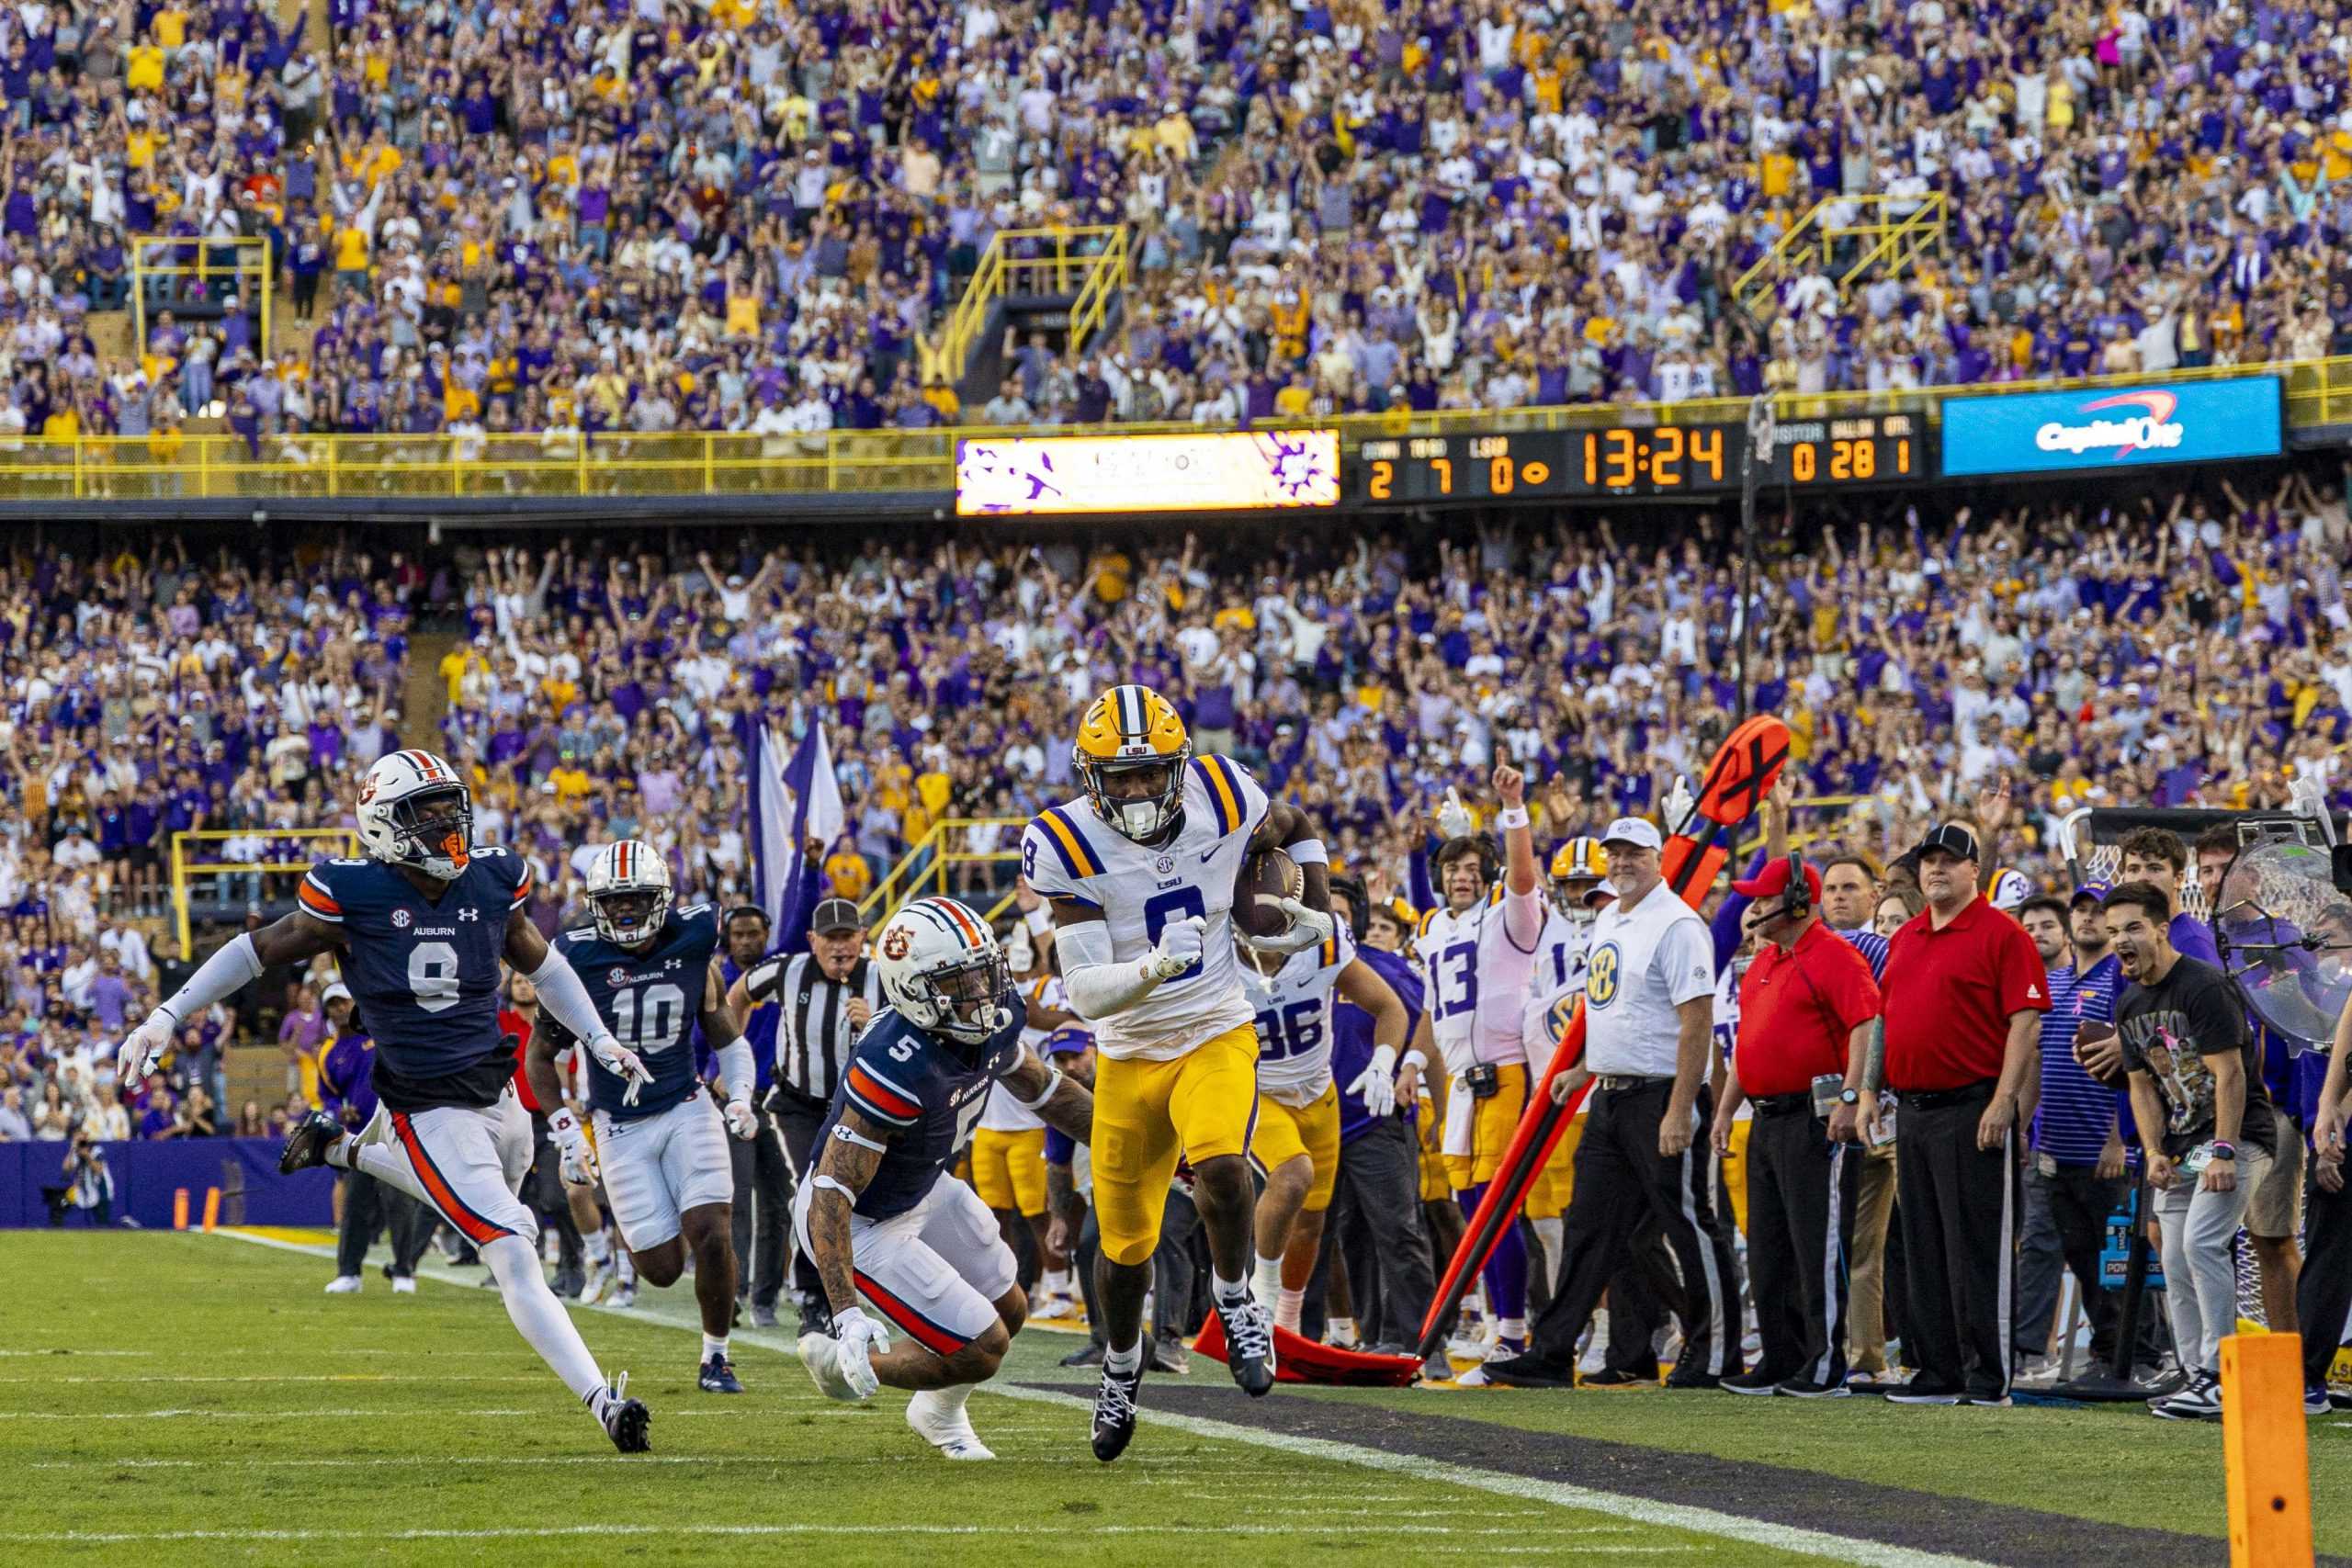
top-left (0, 1525), bottom-right (1695, 1547)
top-left (32, 1375), bottom-right (551, 1385)
top-left (0, 1349), bottom-right (151, 1357)
top-left (201, 1229), bottom-right (1991, 1568)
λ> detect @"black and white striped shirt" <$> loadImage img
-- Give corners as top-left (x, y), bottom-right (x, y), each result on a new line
top-left (741, 952), bottom-right (882, 1102)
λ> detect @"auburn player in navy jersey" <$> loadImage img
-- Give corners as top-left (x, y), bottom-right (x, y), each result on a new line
top-left (525, 840), bottom-right (757, 1395)
top-left (795, 897), bottom-right (1094, 1462)
top-left (118, 750), bottom-right (661, 1453)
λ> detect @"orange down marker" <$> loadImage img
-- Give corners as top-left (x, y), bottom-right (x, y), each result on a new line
top-left (2219, 1331), bottom-right (2312, 1566)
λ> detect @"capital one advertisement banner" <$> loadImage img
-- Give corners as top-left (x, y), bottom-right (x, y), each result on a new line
top-left (1939, 375), bottom-right (2283, 478)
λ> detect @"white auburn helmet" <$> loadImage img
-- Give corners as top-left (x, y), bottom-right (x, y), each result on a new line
top-left (356, 750), bottom-right (473, 881)
top-left (876, 897), bottom-right (1013, 1045)
top-left (583, 840), bottom-right (673, 946)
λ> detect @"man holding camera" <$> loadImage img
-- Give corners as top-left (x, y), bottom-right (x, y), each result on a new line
top-left (1710, 857), bottom-right (1883, 1396)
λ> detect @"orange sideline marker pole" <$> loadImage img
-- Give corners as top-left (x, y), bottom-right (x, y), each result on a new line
top-left (201, 1187), bottom-right (221, 1233)
top-left (2219, 1331), bottom-right (2311, 1568)
top-left (172, 1189), bottom-right (189, 1231)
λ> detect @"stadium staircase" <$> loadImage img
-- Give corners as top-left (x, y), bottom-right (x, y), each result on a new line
top-left (1732, 192), bottom-right (1949, 322)
top-left (943, 226), bottom-right (1130, 412)
top-left (399, 627), bottom-right (457, 749)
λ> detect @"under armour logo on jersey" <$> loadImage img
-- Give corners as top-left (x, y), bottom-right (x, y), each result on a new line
top-left (458, 907), bottom-right (480, 922)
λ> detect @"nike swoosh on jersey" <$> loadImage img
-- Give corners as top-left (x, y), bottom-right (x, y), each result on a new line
top-left (1199, 846), bottom-right (1220, 863)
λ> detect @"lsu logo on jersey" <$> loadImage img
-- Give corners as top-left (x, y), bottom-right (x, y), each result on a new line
top-left (1585, 942), bottom-right (1623, 1009)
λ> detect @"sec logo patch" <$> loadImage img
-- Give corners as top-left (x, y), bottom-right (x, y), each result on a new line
top-left (1586, 942), bottom-right (1622, 1008)
top-left (390, 908), bottom-right (412, 929)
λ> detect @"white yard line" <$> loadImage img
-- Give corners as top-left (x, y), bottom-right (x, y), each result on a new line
top-left (198, 1227), bottom-right (1996, 1568)
top-left (0, 1524), bottom-right (1701, 1547)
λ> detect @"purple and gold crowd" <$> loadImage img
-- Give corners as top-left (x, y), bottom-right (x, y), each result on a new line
top-left (4, 0), bottom-right (2352, 446)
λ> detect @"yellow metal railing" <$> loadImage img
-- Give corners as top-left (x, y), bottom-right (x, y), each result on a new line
top-left (6, 354), bottom-right (2349, 502)
top-left (171, 828), bottom-right (360, 953)
top-left (858, 817), bottom-right (1026, 928)
top-left (131, 234), bottom-right (273, 370)
top-left (940, 225), bottom-right (1129, 388)
top-left (1735, 193), bottom-right (1949, 320)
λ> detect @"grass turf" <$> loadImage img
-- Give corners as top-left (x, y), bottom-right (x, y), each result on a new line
top-left (0, 1230), bottom-right (1830, 1567)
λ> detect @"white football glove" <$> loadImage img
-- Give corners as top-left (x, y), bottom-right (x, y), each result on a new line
top-left (1241, 897), bottom-right (1336, 955)
top-left (1143, 915), bottom-right (1207, 981)
top-left (117, 1006), bottom-right (179, 1084)
top-left (1347, 1044), bottom-right (1398, 1118)
top-left (1661, 774), bottom-right (1698, 839)
top-left (1436, 785), bottom-right (1476, 841)
top-left (832, 1305), bottom-right (888, 1399)
top-left (587, 1030), bottom-right (653, 1106)
top-left (548, 1107), bottom-right (600, 1187)
top-left (723, 1097), bottom-right (758, 1141)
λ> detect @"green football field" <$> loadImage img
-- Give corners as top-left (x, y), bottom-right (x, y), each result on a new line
top-left (2, 1229), bottom-right (2343, 1566)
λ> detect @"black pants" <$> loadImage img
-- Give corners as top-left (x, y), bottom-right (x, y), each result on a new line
top-left (766, 1086), bottom-right (831, 1315)
top-left (1746, 1103), bottom-right (1862, 1385)
top-left (525, 1112), bottom-right (583, 1272)
top-left (336, 1170), bottom-right (435, 1279)
top-left (1529, 1079), bottom-right (1742, 1379)
top-left (2301, 1155), bottom-right (2352, 1388)
top-left (1894, 1083), bottom-right (2018, 1400)
top-left (728, 1101), bottom-right (795, 1311)
top-left (1328, 1119), bottom-right (1437, 1348)
top-left (1077, 1188), bottom-right (1198, 1346)
top-left (2014, 1160), bottom-right (2145, 1371)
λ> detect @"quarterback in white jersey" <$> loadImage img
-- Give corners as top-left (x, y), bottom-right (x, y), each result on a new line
top-left (1027, 683), bottom-right (1338, 1462)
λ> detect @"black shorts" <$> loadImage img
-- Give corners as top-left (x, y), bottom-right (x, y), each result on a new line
top-left (127, 844), bottom-right (162, 872)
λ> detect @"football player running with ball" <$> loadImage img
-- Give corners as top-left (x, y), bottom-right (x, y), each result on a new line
top-left (524, 840), bottom-right (758, 1395)
top-left (1022, 684), bottom-right (1338, 1461)
top-left (795, 898), bottom-right (1095, 1461)
top-left (118, 751), bottom-right (657, 1452)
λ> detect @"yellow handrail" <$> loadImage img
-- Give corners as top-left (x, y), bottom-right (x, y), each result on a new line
top-left (170, 827), bottom-right (360, 953)
top-left (130, 234), bottom-right (274, 370)
top-left (939, 225), bottom-right (1128, 390)
top-left (856, 817), bottom-right (1027, 928)
top-left (1735, 193), bottom-right (1949, 320)
top-left (7, 353), bottom-right (2348, 502)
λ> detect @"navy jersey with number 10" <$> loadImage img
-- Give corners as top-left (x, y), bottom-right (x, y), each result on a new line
top-left (817, 994), bottom-right (1030, 1221)
top-left (546, 905), bottom-right (722, 1121)
top-left (297, 848), bottom-right (535, 1111)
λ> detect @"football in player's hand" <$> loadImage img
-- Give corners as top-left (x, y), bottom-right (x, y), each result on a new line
top-left (1235, 848), bottom-right (1303, 939)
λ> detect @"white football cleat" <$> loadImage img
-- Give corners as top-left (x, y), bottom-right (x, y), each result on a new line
top-left (906, 1389), bottom-right (994, 1461)
top-left (797, 1332), bottom-right (858, 1402)
top-left (391, 1276), bottom-right (417, 1295)
top-left (324, 1276), bottom-right (362, 1295)
top-left (579, 1258), bottom-right (610, 1305)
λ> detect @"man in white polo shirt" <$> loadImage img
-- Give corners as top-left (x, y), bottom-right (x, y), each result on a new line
top-left (1487, 816), bottom-right (1740, 1389)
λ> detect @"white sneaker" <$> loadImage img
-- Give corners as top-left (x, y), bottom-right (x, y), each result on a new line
top-left (611, 1285), bottom-right (636, 1309)
top-left (579, 1258), bottom-right (610, 1306)
top-left (797, 1333), bottom-right (858, 1402)
top-left (1577, 1310), bottom-right (1611, 1375)
top-left (323, 1276), bottom-right (362, 1294)
top-left (2014, 1356), bottom-right (2061, 1388)
top-left (906, 1389), bottom-right (994, 1460)
top-left (391, 1277), bottom-right (417, 1295)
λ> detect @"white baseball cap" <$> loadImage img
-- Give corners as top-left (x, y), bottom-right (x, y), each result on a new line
top-left (322, 982), bottom-right (354, 1006)
top-left (1600, 817), bottom-right (1662, 852)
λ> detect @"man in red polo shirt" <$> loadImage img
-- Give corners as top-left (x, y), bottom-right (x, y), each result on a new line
top-left (1876, 823), bottom-right (2049, 1406)
top-left (1712, 856), bottom-right (1883, 1396)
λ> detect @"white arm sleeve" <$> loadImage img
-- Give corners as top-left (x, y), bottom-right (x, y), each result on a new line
top-left (717, 1038), bottom-right (757, 1103)
top-left (157, 932), bottom-right (265, 1023)
top-left (1055, 919), bottom-right (1161, 1020)
top-left (528, 948), bottom-right (613, 1045)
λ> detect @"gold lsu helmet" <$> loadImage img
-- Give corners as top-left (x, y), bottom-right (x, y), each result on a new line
top-left (1550, 837), bottom-right (1609, 919)
top-left (1075, 682), bottom-right (1192, 841)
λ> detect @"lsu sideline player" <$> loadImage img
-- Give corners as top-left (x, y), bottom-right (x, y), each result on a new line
top-left (796, 897), bottom-right (1095, 1461)
top-left (525, 840), bottom-right (757, 1395)
top-left (1517, 839), bottom-right (1615, 1286)
top-left (1239, 918), bottom-right (1411, 1334)
top-left (1023, 683), bottom-right (1337, 1461)
top-left (1412, 763), bottom-right (1544, 1377)
top-left (118, 750), bottom-right (657, 1452)
top-left (967, 930), bottom-right (1079, 1314)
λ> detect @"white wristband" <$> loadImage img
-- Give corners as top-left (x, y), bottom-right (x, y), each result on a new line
top-left (1012, 1063), bottom-right (1063, 1111)
top-left (1024, 906), bottom-right (1053, 936)
top-left (1496, 805), bottom-right (1531, 830)
top-left (1287, 838), bottom-right (1329, 866)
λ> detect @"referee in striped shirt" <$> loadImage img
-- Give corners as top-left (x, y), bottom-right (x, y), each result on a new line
top-left (2012, 886), bottom-right (2140, 1380)
top-left (726, 897), bottom-right (883, 1333)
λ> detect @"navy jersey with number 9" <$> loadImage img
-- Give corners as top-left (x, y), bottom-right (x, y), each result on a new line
top-left (297, 848), bottom-right (534, 1111)
top-left (545, 905), bottom-right (721, 1121)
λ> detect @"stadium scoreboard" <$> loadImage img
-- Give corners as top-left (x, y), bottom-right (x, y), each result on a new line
top-left (1349, 414), bottom-right (1928, 503)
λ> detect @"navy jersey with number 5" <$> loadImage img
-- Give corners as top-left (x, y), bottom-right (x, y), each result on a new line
top-left (817, 996), bottom-right (1030, 1220)
top-left (544, 904), bottom-right (720, 1121)
top-left (297, 848), bottom-right (534, 1111)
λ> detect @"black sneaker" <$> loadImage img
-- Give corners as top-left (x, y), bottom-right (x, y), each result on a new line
top-left (1060, 1342), bottom-right (1106, 1369)
top-left (1777, 1378), bottom-right (1853, 1399)
top-left (1091, 1358), bottom-right (1145, 1462)
top-left (277, 1111), bottom-right (341, 1175)
top-left (1481, 1352), bottom-right (1575, 1388)
top-left (1664, 1367), bottom-right (1724, 1391)
top-left (1148, 1333), bottom-right (1192, 1376)
top-left (552, 1268), bottom-right (584, 1300)
top-left (750, 1303), bottom-right (779, 1330)
top-left (1576, 1367), bottom-right (1647, 1388)
top-left (697, 1353), bottom-right (744, 1394)
top-left (2151, 1370), bottom-right (2221, 1422)
top-left (1720, 1370), bottom-right (1783, 1396)
top-left (1885, 1382), bottom-right (1963, 1404)
top-left (598, 1372), bottom-right (650, 1453)
top-left (1215, 1295), bottom-right (1276, 1397)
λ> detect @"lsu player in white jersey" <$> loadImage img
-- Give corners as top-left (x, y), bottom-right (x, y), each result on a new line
top-left (1238, 920), bottom-right (1412, 1335)
top-left (1023, 683), bottom-right (1337, 1462)
top-left (1517, 839), bottom-right (1616, 1291)
top-left (967, 921), bottom-right (1080, 1318)
top-left (1410, 763), bottom-right (1544, 1376)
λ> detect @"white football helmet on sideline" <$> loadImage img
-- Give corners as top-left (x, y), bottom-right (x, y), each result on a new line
top-left (876, 897), bottom-right (1013, 1044)
top-left (583, 840), bottom-right (673, 946)
top-left (356, 750), bottom-right (474, 881)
